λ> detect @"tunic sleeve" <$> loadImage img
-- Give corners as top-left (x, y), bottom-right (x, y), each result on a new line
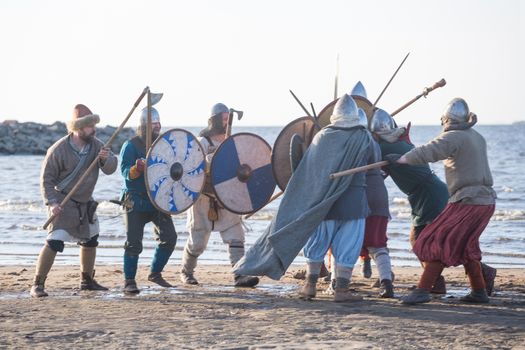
top-left (40, 147), bottom-right (61, 206)
top-left (119, 141), bottom-right (137, 181)
top-left (403, 132), bottom-right (460, 165)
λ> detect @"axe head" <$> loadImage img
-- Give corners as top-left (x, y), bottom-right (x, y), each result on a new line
top-left (149, 92), bottom-right (163, 106)
top-left (229, 108), bottom-right (244, 120)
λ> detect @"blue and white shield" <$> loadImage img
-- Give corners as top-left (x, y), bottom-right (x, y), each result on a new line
top-left (145, 128), bottom-right (206, 215)
top-left (210, 133), bottom-right (276, 214)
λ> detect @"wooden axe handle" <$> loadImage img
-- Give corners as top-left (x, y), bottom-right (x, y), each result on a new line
top-left (329, 161), bottom-right (389, 179)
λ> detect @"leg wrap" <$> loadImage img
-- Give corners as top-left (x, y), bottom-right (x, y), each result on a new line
top-left (35, 245), bottom-right (57, 278)
top-left (227, 240), bottom-right (245, 266)
top-left (368, 246), bottom-right (392, 282)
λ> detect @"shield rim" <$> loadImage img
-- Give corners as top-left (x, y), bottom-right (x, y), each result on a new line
top-left (317, 95), bottom-right (376, 129)
top-left (144, 128), bottom-right (206, 216)
top-left (210, 132), bottom-right (276, 215)
top-left (270, 116), bottom-right (317, 191)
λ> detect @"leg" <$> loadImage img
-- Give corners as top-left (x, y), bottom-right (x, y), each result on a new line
top-left (149, 212), bottom-right (177, 287)
top-left (401, 261), bottom-right (444, 305)
top-left (368, 246), bottom-right (394, 298)
top-left (180, 226), bottom-right (212, 285)
top-left (123, 211), bottom-right (148, 294)
top-left (300, 221), bottom-right (337, 299)
top-left (411, 224), bottom-right (446, 294)
top-left (220, 224), bottom-right (259, 287)
top-left (30, 239), bottom-right (63, 298)
top-left (331, 219), bottom-right (365, 302)
top-left (461, 260), bottom-right (489, 303)
top-left (79, 234), bottom-right (108, 291)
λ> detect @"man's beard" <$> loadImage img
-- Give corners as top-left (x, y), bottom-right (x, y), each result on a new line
top-left (79, 130), bottom-right (96, 142)
top-left (138, 125), bottom-right (160, 141)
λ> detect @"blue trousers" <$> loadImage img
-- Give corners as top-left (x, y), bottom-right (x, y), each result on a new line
top-left (303, 219), bottom-right (365, 268)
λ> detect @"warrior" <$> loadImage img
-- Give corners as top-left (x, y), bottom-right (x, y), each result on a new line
top-left (326, 107), bottom-right (395, 298)
top-left (233, 95), bottom-right (372, 298)
top-left (370, 108), bottom-right (450, 294)
top-left (180, 103), bottom-right (259, 287)
top-left (388, 98), bottom-right (497, 304)
top-left (371, 108), bottom-right (497, 296)
top-left (31, 104), bottom-right (118, 298)
top-left (119, 107), bottom-right (178, 294)
top-left (297, 95), bottom-right (374, 302)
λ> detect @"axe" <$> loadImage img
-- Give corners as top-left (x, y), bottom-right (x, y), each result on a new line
top-left (226, 108), bottom-right (243, 138)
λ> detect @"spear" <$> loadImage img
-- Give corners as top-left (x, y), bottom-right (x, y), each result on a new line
top-left (391, 79), bottom-right (446, 116)
top-left (373, 52), bottom-right (410, 108)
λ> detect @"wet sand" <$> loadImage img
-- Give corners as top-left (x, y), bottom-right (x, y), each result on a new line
top-left (1, 265), bottom-right (524, 349)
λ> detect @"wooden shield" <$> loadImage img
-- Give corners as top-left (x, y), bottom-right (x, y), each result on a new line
top-left (210, 133), bottom-right (276, 214)
top-left (271, 116), bottom-right (318, 191)
top-left (317, 95), bottom-right (376, 129)
top-left (145, 128), bottom-right (206, 215)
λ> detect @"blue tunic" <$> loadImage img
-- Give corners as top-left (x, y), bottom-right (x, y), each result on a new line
top-left (119, 137), bottom-right (155, 212)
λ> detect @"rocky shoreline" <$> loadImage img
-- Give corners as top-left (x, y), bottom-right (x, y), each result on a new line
top-left (0, 120), bottom-right (135, 155)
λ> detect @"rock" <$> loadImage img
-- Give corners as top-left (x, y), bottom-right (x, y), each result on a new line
top-left (0, 121), bottom-right (135, 155)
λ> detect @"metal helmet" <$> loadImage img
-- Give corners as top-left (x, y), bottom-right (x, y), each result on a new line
top-left (358, 108), bottom-right (368, 128)
top-left (330, 94), bottom-right (360, 126)
top-left (211, 103), bottom-right (229, 117)
top-left (139, 107), bottom-right (160, 125)
top-left (442, 98), bottom-right (469, 123)
top-left (350, 81), bottom-right (368, 99)
top-left (370, 108), bottom-right (395, 133)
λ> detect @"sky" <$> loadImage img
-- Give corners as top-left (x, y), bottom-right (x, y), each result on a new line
top-left (0, 0), bottom-right (523, 126)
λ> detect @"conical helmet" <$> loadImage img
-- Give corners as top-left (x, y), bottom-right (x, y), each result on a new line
top-left (140, 107), bottom-right (160, 125)
top-left (330, 94), bottom-right (360, 127)
top-left (358, 108), bottom-right (368, 128)
top-left (442, 98), bottom-right (469, 123)
top-left (211, 103), bottom-right (229, 117)
top-left (370, 108), bottom-right (395, 132)
top-left (350, 81), bottom-right (367, 99)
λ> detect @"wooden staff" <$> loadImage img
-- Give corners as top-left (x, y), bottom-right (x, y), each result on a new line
top-left (329, 161), bottom-right (389, 180)
top-left (391, 79), bottom-right (446, 117)
top-left (372, 52), bottom-right (410, 108)
top-left (289, 90), bottom-right (313, 118)
top-left (146, 91), bottom-right (152, 153)
top-left (244, 191), bottom-right (284, 219)
top-left (43, 87), bottom-right (150, 229)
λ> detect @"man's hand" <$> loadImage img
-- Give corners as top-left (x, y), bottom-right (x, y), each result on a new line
top-left (98, 148), bottom-right (110, 162)
top-left (135, 158), bottom-right (145, 173)
top-left (50, 203), bottom-right (63, 216)
top-left (384, 153), bottom-right (402, 166)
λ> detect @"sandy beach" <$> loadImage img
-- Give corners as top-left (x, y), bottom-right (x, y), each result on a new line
top-left (1, 264), bottom-right (524, 349)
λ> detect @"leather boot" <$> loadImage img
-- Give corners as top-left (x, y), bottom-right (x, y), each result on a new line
top-left (299, 281), bottom-right (317, 299)
top-left (80, 270), bottom-right (108, 291)
top-left (234, 275), bottom-right (259, 288)
top-left (148, 272), bottom-right (173, 288)
top-left (379, 279), bottom-right (394, 298)
top-left (123, 279), bottom-right (140, 294)
top-left (362, 257), bottom-right (372, 279)
top-left (333, 289), bottom-right (363, 302)
top-left (401, 288), bottom-right (431, 305)
top-left (460, 289), bottom-right (489, 303)
top-left (180, 269), bottom-right (199, 285)
top-left (30, 275), bottom-right (48, 298)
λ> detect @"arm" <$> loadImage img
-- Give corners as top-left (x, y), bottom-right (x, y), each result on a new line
top-left (399, 132), bottom-right (459, 165)
top-left (40, 149), bottom-right (61, 206)
top-left (119, 141), bottom-right (142, 180)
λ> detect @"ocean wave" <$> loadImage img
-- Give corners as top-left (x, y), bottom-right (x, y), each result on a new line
top-left (0, 199), bottom-right (45, 212)
top-left (392, 197), bottom-right (409, 205)
top-left (492, 210), bottom-right (525, 221)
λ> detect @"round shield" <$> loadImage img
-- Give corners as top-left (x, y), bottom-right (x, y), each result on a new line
top-left (271, 116), bottom-right (318, 191)
top-left (210, 133), bottom-right (276, 214)
top-left (145, 128), bottom-right (206, 215)
top-left (317, 95), bottom-right (376, 129)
